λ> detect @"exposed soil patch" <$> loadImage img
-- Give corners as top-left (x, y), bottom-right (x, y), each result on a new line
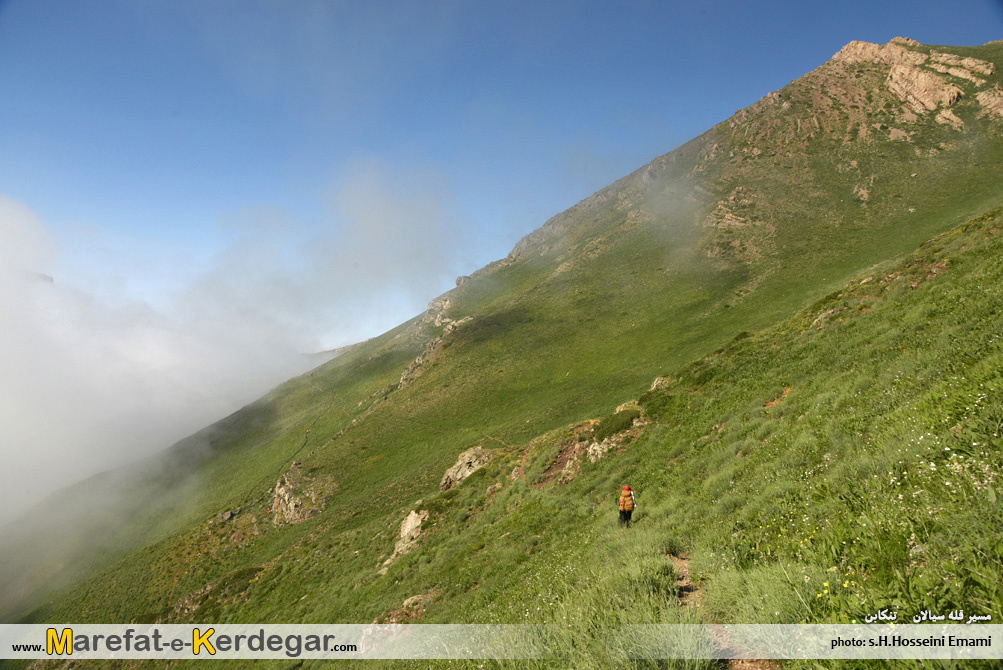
top-left (668, 552), bottom-right (701, 608)
top-left (764, 387), bottom-right (791, 410)
top-left (534, 443), bottom-right (578, 487)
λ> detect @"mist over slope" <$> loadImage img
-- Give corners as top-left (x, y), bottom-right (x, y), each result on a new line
top-left (0, 158), bottom-right (477, 527)
top-left (4, 38), bottom-right (1003, 659)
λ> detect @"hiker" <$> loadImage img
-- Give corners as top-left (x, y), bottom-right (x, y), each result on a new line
top-left (619, 485), bottom-right (635, 527)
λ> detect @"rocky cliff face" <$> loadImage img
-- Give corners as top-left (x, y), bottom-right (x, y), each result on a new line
top-left (471, 37), bottom-right (1002, 295)
top-left (831, 38), bottom-right (997, 122)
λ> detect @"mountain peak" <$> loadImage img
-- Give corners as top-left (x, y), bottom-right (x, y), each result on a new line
top-left (828, 37), bottom-right (999, 117)
top-left (831, 38), bottom-right (928, 66)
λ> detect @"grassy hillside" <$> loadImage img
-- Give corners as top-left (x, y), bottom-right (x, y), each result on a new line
top-left (5, 38), bottom-right (1003, 668)
top-left (17, 177), bottom-right (1003, 670)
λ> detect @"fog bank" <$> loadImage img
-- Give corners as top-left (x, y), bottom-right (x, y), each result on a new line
top-left (0, 164), bottom-right (472, 524)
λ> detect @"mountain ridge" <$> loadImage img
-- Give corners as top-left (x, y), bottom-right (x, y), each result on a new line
top-left (446, 36), bottom-right (1003, 309)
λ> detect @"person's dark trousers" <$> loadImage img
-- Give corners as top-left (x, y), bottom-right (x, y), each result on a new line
top-left (619, 510), bottom-right (632, 527)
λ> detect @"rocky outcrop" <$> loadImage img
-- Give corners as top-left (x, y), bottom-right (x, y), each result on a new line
top-left (935, 108), bottom-right (964, 130)
top-left (271, 463), bottom-right (334, 525)
top-left (440, 446), bottom-right (491, 491)
top-left (930, 51), bottom-right (994, 76)
top-left (173, 582), bottom-right (215, 618)
top-left (507, 192), bottom-right (609, 260)
top-left (425, 296), bottom-right (451, 320)
top-left (399, 310), bottom-right (472, 390)
top-left (272, 475), bottom-right (310, 525)
top-left (172, 567), bottom-right (263, 619)
top-left (886, 63), bottom-right (962, 113)
top-left (832, 40), bottom-right (927, 66)
top-left (977, 87), bottom-right (1003, 117)
top-left (650, 376), bottom-right (671, 391)
top-left (434, 312), bottom-right (473, 331)
top-left (586, 437), bottom-right (615, 463)
top-left (394, 510), bottom-right (427, 556)
top-left (831, 39), bottom-right (1001, 118)
top-left (398, 342), bottom-right (438, 388)
top-left (558, 448), bottom-right (581, 484)
top-left (810, 308), bottom-right (839, 329)
top-left (929, 63), bottom-right (986, 86)
top-left (703, 186), bottom-right (776, 264)
top-left (399, 331), bottom-right (452, 389)
top-left (379, 510), bottom-right (428, 573)
top-left (616, 400), bottom-right (640, 414)
top-left (214, 508), bottom-right (241, 523)
top-left (357, 384), bottom-right (395, 409)
top-left (584, 413), bottom-right (645, 466)
top-left (705, 187), bottom-right (755, 228)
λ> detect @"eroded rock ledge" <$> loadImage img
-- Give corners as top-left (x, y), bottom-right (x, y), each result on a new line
top-left (830, 38), bottom-right (1000, 121)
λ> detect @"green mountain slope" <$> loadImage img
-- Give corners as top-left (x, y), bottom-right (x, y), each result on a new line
top-left (4, 39), bottom-right (1003, 665)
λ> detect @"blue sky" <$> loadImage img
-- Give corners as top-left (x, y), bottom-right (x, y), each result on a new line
top-left (0, 0), bottom-right (1001, 520)
top-left (2, 0), bottom-right (1000, 343)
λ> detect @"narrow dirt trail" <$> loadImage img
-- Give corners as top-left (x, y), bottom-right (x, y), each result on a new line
top-left (668, 553), bottom-right (777, 670)
top-left (668, 552), bottom-right (701, 608)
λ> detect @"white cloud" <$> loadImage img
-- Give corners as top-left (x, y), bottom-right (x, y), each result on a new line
top-left (0, 167), bottom-right (471, 524)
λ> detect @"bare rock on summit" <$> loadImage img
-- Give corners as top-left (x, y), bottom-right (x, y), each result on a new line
top-left (831, 40), bottom-right (883, 64)
top-left (832, 40), bottom-right (927, 67)
top-left (831, 39), bottom-right (996, 118)
top-left (440, 446), bottom-right (491, 491)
